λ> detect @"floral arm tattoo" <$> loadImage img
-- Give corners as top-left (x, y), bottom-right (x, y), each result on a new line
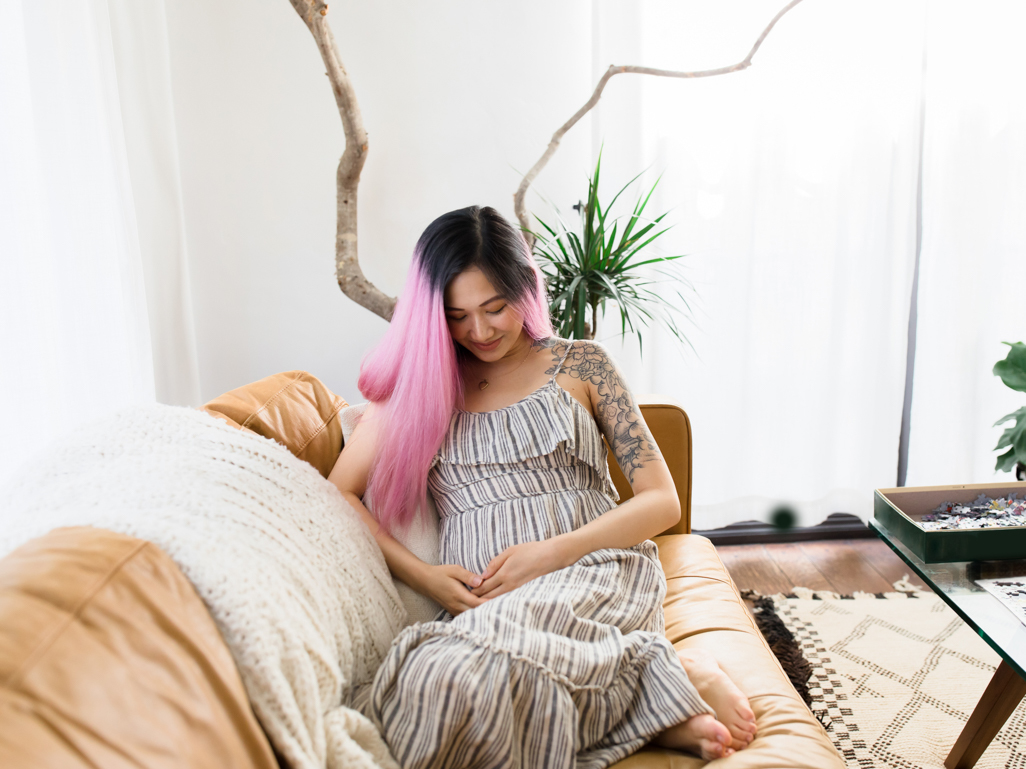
top-left (544, 339), bottom-right (663, 484)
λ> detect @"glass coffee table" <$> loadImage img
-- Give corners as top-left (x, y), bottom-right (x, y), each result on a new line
top-left (870, 518), bottom-right (1026, 769)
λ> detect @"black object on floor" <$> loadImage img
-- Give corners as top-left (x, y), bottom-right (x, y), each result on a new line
top-left (695, 513), bottom-right (873, 546)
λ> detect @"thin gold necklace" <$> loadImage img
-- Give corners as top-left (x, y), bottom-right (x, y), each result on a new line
top-left (478, 344), bottom-right (531, 391)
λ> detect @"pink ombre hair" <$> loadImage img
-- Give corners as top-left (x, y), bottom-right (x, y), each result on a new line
top-left (358, 206), bottom-right (554, 534)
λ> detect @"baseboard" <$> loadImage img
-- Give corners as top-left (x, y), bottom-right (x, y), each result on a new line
top-left (693, 512), bottom-right (874, 546)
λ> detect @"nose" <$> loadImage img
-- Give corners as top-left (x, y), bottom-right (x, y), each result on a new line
top-left (469, 313), bottom-right (492, 342)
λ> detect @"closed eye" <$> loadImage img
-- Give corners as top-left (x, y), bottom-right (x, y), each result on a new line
top-left (446, 306), bottom-right (506, 322)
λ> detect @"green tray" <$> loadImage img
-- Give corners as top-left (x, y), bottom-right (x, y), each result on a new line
top-left (874, 481), bottom-right (1026, 563)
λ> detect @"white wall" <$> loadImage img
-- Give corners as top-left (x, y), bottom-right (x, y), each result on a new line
top-left (165, 0), bottom-right (594, 404)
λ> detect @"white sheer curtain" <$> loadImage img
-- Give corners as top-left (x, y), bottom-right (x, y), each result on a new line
top-left (591, 0), bottom-right (926, 529)
top-left (0, 0), bottom-right (197, 494)
top-left (588, 0), bottom-right (1025, 529)
top-left (107, 0), bottom-right (200, 408)
top-left (905, 0), bottom-right (1026, 487)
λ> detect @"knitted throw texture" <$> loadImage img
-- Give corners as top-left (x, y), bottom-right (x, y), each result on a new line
top-left (0, 404), bottom-right (406, 769)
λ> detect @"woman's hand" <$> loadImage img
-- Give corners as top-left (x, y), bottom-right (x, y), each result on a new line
top-left (422, 564), bottom-right (488, 616)
top-left (471, 539), bottom-right (570, 600)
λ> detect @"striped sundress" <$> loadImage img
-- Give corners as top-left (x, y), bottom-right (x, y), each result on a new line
top-left (358, 341), bottom-right (713, 769)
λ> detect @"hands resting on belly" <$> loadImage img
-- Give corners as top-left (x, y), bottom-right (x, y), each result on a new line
top-left (422, 539), bottom-right (569, 616)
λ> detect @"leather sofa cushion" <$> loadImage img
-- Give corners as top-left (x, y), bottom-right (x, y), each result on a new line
top-left (611, 534), bottom-right (844, 768)
top-left (0, 527), bottom-right (277, 769)
top-left (200, 370), bottom-right (347, 478)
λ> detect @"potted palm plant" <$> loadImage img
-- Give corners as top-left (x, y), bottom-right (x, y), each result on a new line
top-left (993, 341), bottom-right (1026, 481)
top-left (528, 153), bottom-right (694, 358)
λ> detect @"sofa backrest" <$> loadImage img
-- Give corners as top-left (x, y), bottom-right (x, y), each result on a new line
top-left (202, 371), bottom-right (692, 535)
top-left (607, 395), bottom-right (693, 535)
top-left (201, 370), bottom-right (347, 478)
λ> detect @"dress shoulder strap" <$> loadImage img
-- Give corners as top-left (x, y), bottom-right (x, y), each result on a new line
top-left (549, 340), bottom-right (574, 382)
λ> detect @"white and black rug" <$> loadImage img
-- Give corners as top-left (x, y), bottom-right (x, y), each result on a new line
top-left (748, 583), bottom-right (1026, 769)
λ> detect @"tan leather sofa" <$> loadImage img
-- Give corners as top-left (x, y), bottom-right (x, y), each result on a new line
top-left (0, 371), bottom-right (843, 768)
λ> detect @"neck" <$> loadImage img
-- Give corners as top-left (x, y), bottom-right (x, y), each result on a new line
top-left (499, 333), bottom-right (533, 364)
top-left (468, 332), bottom-right (532, 377)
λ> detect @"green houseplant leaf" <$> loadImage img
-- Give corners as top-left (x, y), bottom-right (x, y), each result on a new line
top-left (992, 342), bottom-right (1026, 473)
top-left (993, 407), bottom-right (1026, 472)
top-left (994, 342), bottom-right (1026, 393)
top-left (527, 150), bottom-right (694, 359)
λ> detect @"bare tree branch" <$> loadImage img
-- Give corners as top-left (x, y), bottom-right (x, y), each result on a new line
top-left (514, 0), bottom-right (805, 247)
top-left (288, 0), bottom-right (396, 321)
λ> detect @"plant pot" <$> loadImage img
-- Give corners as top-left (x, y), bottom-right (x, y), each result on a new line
top-left (1018, 462), bottom-right (1026, 482)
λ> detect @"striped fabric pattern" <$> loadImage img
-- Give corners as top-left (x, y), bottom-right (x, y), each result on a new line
top-left (357, 341), bottom-right (713, 769)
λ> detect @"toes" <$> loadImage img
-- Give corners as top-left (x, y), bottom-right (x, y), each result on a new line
top-left (714, 721), bottom-right (733, 747)
top-left (728, 721), bottom-right (756, 740)
top-left (726, 721), bottom-right (757, 751)
top-left (728, 729), bottom-right (754, 749)
top-left (700, 738), bottom-right (726, 761)
top-left (704, 719), bottom-right (732, 759)
top-left (730, 696), bottom-right (756, 725)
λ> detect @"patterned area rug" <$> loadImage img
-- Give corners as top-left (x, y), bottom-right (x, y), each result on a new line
top-left (752, 583), bottom-right (1026, 769)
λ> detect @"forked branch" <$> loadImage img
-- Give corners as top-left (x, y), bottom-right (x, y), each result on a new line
top-left (288, 0), bottom-right (397, 321)
top-left (513, 0), bottom-right (805, 246)
top-left (289, 0), bottom-right (802, 319)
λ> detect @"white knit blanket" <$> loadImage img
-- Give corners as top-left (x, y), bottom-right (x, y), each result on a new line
top-left (0, 404), bottom-right (405, 769)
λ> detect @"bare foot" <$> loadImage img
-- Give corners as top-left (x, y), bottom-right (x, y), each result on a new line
top-left (652, 713), bottom-right (734, 761)
top-left (677, 648), bottom-right (757, 751)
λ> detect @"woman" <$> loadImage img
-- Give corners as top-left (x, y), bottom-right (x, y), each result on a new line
top-left (329, 206), bottom-right (756, 768)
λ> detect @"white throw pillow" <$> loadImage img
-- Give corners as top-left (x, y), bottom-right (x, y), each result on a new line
top-left (339, 402), bottom-right (443, 625)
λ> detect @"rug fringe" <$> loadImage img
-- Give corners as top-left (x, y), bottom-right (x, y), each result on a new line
top-left (744, 593), bottom-right (814, 707)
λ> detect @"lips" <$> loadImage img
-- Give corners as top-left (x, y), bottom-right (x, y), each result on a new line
top-left (472, 338), bottom-right (501, 351)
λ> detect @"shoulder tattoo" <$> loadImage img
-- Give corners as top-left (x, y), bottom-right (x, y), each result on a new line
top-left (544, 338), bottom-right (662, 483)
top-left (530, 336), bottom-right (557, 354)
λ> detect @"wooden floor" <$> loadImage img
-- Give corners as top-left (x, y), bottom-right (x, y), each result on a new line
top-left (717, 538), bottom-right (930, 596)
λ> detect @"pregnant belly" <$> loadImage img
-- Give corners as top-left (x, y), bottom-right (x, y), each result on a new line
top-left (439, 487), bottom-right (628, 575)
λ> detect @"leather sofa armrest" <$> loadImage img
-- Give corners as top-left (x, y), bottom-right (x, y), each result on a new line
top-left (0, 527), bottom-right (278, 769)
top-left (606, 394), bottom-right (693, 536)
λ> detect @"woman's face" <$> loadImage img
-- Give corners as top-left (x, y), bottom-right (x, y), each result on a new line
top-left (444, 266), bottom-right (525, 361)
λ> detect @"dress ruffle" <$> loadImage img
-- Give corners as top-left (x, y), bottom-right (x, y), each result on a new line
top-left (432, 380), bottom-right (619, 504)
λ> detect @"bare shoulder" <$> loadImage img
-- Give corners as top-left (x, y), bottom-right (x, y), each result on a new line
top-left (328, 400), bottom-right (385, 497)
top-left (528, 335), bottom-right (561, 360)
top-left (542, 338), bottom-right (616, 385)
top-left (344, 400), bottom-right (383, 446)
top-left (549, 339), bottom-right (663, 484)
